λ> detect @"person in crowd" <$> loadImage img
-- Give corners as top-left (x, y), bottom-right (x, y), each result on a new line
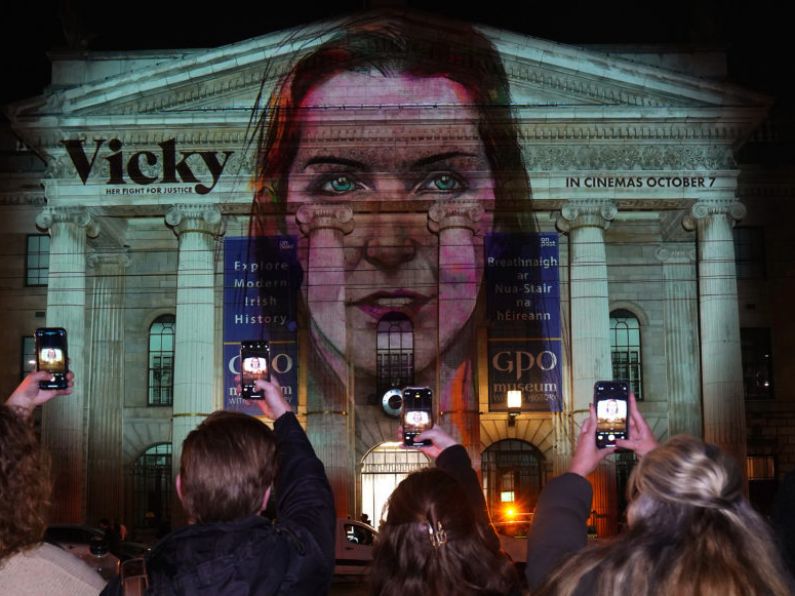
top-left (370, 425), bottom-right (523, 596)
top-left (102, 377), bottom-right (335, 595)
top-left (0, 371), bottom-right (107, 595)
top-left (527, 395), bottom-right (794, 596)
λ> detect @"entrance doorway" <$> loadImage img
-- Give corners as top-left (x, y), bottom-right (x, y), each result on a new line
top-left (360, 442), bottom-right (429, 524)
top-left (482, 439), bottom-right (544, 521)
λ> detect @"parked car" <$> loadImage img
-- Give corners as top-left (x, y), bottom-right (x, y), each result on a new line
top-left (44, 525), bottom-right (120, 581)
top-left (335, 518), bottom-right (377, 576)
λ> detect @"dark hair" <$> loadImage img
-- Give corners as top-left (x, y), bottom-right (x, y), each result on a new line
top-left (0, 406), bottom-right (51, 561)
top-left (252, 12), bottom-right (530, 233)
top-left (179, 411), bottom-right (277, 524)
top-left (370, 468), bottom-right (520, 596)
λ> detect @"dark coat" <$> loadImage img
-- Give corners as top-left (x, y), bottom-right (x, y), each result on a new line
top-left (525, 473), bottom-right (593, 592)
top-left (102, 412), bottom-right (335, 596)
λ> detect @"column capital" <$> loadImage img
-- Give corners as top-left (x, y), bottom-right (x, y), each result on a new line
top-left (556, 200), bottom-right (617, 233)
top-left (682, 200), bottom-right (746, 231)
top-left (296, 203), bottom-right (354, 236)
top-left (427, 200), bottom-right (484, 234)
top-left (87, 248), bottom-right (132, 270)
top-left (655, 245), bottom-right (696, 264)
top-left (36, 207), bottom-right (100, 238)
top-left (165, 205), bottom-right (224, 236)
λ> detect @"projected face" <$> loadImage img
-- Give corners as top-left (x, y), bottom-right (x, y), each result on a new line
top-left (596, 399), bottom-right (627, 431)
top-left (404, 410), bottom-right (431, 429)
top-left (242, 357), bottom-right (266, 373)
top-left (286, 72), bottom-right (495, 375)
top-left (39, 348), bottom-right (65, 371)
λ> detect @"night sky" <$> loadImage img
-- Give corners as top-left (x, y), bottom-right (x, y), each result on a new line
top-left (2, 0), bottom-right (793, 105)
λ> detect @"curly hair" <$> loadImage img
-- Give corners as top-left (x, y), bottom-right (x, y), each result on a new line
top-left (370, 468), bottom-right (521, 596)
top-left (0, 406), bottom-right (52, 562)
top-left (538, 435), bottom-right (794, 596)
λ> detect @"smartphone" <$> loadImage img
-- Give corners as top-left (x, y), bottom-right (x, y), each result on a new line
top-left (594, 380), bottom-right (629, 449)
top-left (240, 340), bottom-right (270, 399)
top-left (35, 327), bottom-right (69, 390)
top-left (402, 387), bottom-right (434, 447)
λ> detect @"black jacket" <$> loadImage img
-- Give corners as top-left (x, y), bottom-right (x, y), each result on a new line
top-left (525, 473), bottom-right (592, 592)
top-left (103, 412), bottom-right (335, 596)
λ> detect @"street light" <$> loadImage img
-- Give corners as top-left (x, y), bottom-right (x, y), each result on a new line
top-left (507, 390), bottom-right (521, 427)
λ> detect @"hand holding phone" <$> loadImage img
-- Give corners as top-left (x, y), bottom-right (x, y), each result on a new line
top-left (6, 371), bottom-right (74, 417)
top-left (402, 387), bottom-right (434, 447)
top-left (35, 327), bottom-right (69, 390)
top-left (240, 340), bottom-right (270, 400)
top-left (594, 381), bottom-right (629, 449)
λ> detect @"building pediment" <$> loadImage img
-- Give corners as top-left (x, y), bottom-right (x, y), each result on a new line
top-left (9, 10), bottom-right (768, 124)
top-left (3, 10), bottom-right (773, 211)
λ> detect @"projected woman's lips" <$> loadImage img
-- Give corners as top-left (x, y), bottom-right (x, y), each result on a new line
top-left (352, 291), bottom-right (432, 320)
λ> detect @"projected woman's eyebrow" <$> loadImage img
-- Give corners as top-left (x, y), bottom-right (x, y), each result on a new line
top-left (302, 156), bottom-right (370, 171)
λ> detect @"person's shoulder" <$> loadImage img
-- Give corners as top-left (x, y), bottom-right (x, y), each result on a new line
top-left (0, 542), bottom-right (107, 594)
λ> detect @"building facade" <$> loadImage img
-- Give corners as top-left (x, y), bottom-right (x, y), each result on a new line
top-left (2, 11), bottom-right (790, 538)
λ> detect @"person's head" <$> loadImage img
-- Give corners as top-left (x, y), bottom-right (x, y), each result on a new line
top-left (0, 406), bottom-right (52, 561)
top-left (370, 468), bottom-right (519, 596)
top-left (252, 15), bottom-right (530, 376)
top-left (177, 411), bottom-right (277, 524)
top-left (539, 435), bottom-right (793, 596)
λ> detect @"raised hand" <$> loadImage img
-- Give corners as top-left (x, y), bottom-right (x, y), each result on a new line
top-left (614, 393), bottom-right (657, 457)
top-left (5, 371), bottom-right (74, 417)
top-left (412, 425), bottom-right (459, 460)
top-left (253, 377), bottom-right (292, 420)
top-left (568, 404), bottom-right (614, 478)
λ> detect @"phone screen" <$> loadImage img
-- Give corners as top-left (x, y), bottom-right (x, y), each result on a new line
top-left (35, 327), bottom-right (69, 389)
top-left (594, 381), bottom-right (629, 448)
top-left (241, 340), bottom-right (270, 399)
top-left (402, 387), bottom-right (433, 447)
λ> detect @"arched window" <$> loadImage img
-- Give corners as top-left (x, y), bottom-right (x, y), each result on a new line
top-left (376, 313), bottom-right (414, 398)
top-left (361, 442), bottom-right (429, 524)
top-left (482, 439), bottom-right (544, 521)
top-left (148, 315), bottom-right (175, 406)
top-left (610, 309), bottom-right (642, 400)
top-left (132, 443), bottom-right (171, 534)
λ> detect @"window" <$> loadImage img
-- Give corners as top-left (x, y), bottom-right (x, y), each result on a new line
top-left (734, 227), bottom-right (766, 279)
top-left (376, 313), bottom-right (414, 398)
top-left (21, 335), bottom-right (36, 379)
top-left (610, 309), bottom-right (642, 399)
top-left (741, 328), bottom-right (773, 400)
top-left (132, 443), bottom-right (172, 531)
top-left (148, 315), bottom-right (175, 406)
top-left (26, 234), bottom-right (49, 286)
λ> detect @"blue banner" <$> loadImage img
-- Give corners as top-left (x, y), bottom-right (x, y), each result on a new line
top-left (485, 233), bottom-right (562, 412)
top-left (222, 236), bottom-right (301, 414)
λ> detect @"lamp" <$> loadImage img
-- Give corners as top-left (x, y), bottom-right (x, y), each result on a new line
top-left (507, 390), bottom-right (522, 427)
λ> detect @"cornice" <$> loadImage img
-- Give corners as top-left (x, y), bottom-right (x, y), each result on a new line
top-left (522, 144), bottom-right (734, 170)
top-left (0, 193), bottom-right (46, 206)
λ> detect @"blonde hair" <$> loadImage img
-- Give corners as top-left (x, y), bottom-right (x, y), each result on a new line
top-left (538, 435), bottom-right (793, 596)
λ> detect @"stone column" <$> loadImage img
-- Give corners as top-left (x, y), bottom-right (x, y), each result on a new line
top-left (684, 200), bottom-right (747, 467)
top-left (428, 200), bottom-right (484, 463)
top-left (35, 206), bottom-right (99, 523)
top-left (655, 246), bottom-right (702, 437)
top-left (557, 201), bottom-right (616, 536)
top-left (85, 250), bottom-right (129, 525)
top-left (296, 203), bottom-right (354, 517)
top-left (165, 205), bottom-right (224, 518)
